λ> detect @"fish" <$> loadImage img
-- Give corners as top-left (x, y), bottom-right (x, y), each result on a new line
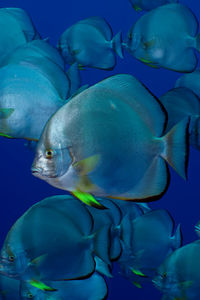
top-left (0, 63), bottom-right (65, 141)
top-left (20, 272), bottom-right (107, 299)
top-left (0, 8), bottom-right (39, 65)
top-left (1, 39), bottom-right (65, 70)
top-left (1, 7), bottom-right (40, 41)
top-left (129, 0), bottom-right (178, 12)
top-left (32, 74), bottom-right (189, 207)
top-left (0, 195), bottom-right (111, 282)
top-left (124, 4), bottom-right (200, 72)
top-left (58, 16), bottom-right (123, 70)
top-left (175, 69), bottom-right (200, 99)
top-left (160, 87), bottom-right (200, 150)
top-left (118, 209), bottom-right (182, 279)
top-left (1, 39), bottom-right (81, 100)
top-left (153, 240), bottom-right (200, 300)
top-left (0, 274), bottom-right (20, 299)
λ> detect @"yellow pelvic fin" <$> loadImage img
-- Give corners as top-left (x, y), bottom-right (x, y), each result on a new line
top-left (0, 108), bottom-right (14, 119)
top-left (139, 57), bottom-right (159, 68)
top-left (29, 280), bottom-right (57, 291)
top-left (71, 190), bottom-right (106, 209)
top-left (0, 133), bottom-right (13, 139)
top-left (78, 64), bottom-right (85, 70)
top-left (132, 281), bottom-right (142, 288)
top-left (132, 4), bottom-right (142, 11)
top-left (131, 268), bottom-right (147, 277)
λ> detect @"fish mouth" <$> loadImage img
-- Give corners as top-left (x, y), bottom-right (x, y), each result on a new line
top-left (31, 166), bottom-right (58, 179)
top-left (31, 167), bottom-right (43, 176)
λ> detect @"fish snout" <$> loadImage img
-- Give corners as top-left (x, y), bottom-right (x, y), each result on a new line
top-left (31, 166), bottom-right (43, 176)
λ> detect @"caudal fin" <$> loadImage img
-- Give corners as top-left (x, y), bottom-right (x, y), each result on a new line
top-left (161, 117), bottom-right (190, 180)
top-left (94, 225), bottom-right (111, 265)
top-left (196, 33), bottom-right (200, 52)
top-left (111, 31), bottom-right (124, 58)
top-left (171, 224), bottom-right (182, 249)
top-left (66, 63), bottom-right (81, 97)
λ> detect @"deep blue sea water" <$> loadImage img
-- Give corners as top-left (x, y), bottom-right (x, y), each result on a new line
top-left (0, 0), bottom-right (200, 299)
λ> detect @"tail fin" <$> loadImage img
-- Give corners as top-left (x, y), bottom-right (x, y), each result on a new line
top-left (94, 225), bottom-right (111, 265)
top-left (66, 63), bottom-right (81, 97)
top-left (189, 116), bottom-right (200, 150)
top-left (111, 31), bottom-right (124, 58)
top-left (171, 224), bottom-right (182, 249)
top-left (195, 33), bottom-right (200, 52)
top-left (161, 117), bottom-right (189, 180)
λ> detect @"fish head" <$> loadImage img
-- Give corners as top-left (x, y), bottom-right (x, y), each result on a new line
top-left (152, 263), bottom-right (179, 297)
top-left (31, 118), bottom-right (73, 183)
top-left (0, 244), bottom-right (29, 278)
top-left (20, 281), bottom-right (44, 299)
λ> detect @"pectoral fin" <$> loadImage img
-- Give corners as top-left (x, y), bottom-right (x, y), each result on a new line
top-left (30, 253), bottom-right (48, 266)
top-left (73, 154), bottom-right (100, 175)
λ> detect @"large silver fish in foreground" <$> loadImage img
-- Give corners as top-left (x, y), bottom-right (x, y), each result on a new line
top-left (32, 74), bottom-right (189, 207)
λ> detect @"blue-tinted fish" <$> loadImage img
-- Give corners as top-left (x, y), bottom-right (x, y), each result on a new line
top-left (32, 74), bottom-right (189, 207)
top-left (0, 64), bottom-right (65, 141)
top-left (0, 195), bottom-right (110, 284)
top-left (0, 8), bottom-right (39, 65)
top-left (0, 274), bottom-right (20, 299)
top-left (58, 16), bottom-right (123, 70)
top-left (118, 209), bottom-right (182, 280)
top-left (175, 69), bottom-right (200, 98)
top-left (2, 39), bottom-right (65, 70)
top-left (1, 40), bottom-right (80, 100)
top-left (20, 273), bottom-right (107, 299)
top-left (125, 4), bottom-right (200, 72)
top-left (129, 0), bottom-right (178, 12)
top-left (1, 8), bottom-right (39, 41)
top-left (153, 240), bottom-right (200, 300)
top-left (160, 87), bottom-right (200, 150)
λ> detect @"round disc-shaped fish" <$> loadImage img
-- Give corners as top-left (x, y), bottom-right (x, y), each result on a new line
top-left (125, 4), bottom-right (200, 72)
top-left (129, 0), bottom-right (178, 11)
top-left (32, 74), bottom-right (188, 203)
top-left (0, 64), bottom-right (64, 141)
top-left (118, 209), bottom-right (182, 278)
top-left (153, 240), bottom-right (200, 300)
top-left (0, 195), bottom-right (96, 281)
top-left (58, 16), bottom-right (123, 70)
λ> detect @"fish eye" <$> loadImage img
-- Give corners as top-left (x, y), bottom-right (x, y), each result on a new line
top-left (27, 293), bottom-right (33, 299)
top-left (45, 149), bottom-right (54, 159)
top-left (8, 255), bottom-right (15, 262)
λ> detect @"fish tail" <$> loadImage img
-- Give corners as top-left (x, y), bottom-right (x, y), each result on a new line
top-left (195, 33), bottom-right (200, 52)
top-left (66, 63), bottom-right (81, 97)
top-left (161, 117), bottom-right (190, 180)
top-left (189, 116), bottom-right (200, 150)
top-left (111, 31), bottom-right (124, 58)
top-left (94, 225), bottom-right (111, 265)
top-left (171, 224), bottom-right (182, 249)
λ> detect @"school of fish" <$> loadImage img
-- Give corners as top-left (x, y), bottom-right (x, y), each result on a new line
top-left (0, 2), bottom-right (200, 299)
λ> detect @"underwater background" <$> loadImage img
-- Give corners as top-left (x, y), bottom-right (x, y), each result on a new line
top-left (0, 0), bottom-right (199, 298)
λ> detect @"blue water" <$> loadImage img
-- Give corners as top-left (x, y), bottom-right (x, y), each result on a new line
top-left (0, 0), bottom-right (199, 299)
